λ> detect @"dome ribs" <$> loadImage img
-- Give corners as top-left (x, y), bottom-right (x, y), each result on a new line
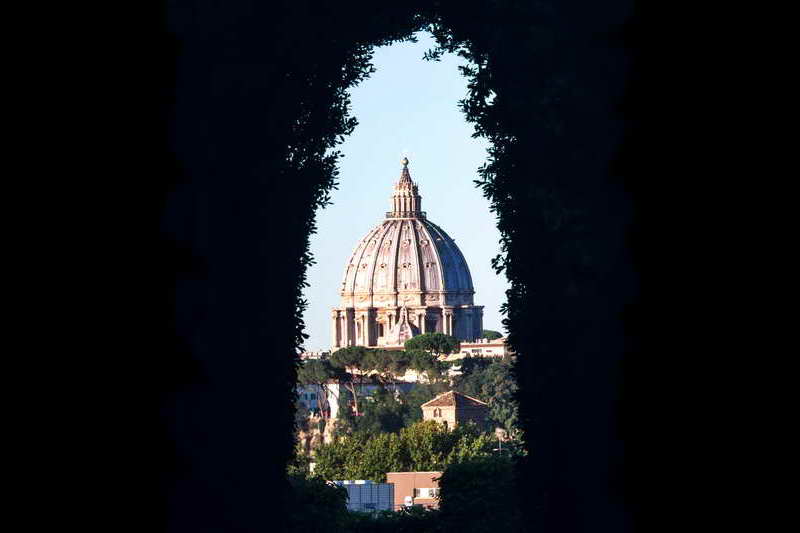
top-left (410, 219), bottom-right (426, 295)
top-left (370, 221), bottom-right (397, 298)
top-left (395, 220), bottom-right (421, 297)
top-left (418, 221), bottom-right (442, 294)
top-left (342, 223), bottom-right (384, 303)
top-left (424, 220), bottom-right (475, 294)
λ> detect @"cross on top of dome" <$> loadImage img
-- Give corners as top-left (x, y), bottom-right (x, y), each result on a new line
top-left (398, 158), bottom-right (414, 187)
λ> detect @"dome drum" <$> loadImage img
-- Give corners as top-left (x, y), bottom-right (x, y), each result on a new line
top-left (340, 290), bottom-right (475, 310)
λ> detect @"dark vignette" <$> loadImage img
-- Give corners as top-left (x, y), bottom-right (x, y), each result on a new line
top-left (77, 1), bottom-right (724, 532)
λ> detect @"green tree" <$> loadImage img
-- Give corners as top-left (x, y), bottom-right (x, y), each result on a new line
top-left (437, 455), bottom-right (522, 533)
top-left (399, 420), bottom-right (493, 472)
top-left (333, 388), bottom-right (357, 438)
top-left (297, 359), bottom-right (337, 420)
top-left (354, 387), bottom-right (408, 435)
top-left (364, 349), bottom-right (409, 391)
top-left (312, 432), bottom-right (368, 481)
top-left (486, 369), bottom-right (520, 438)
top-left (400, 382), bottom-right (449, 427)
top-left (313, 420), bottom-right (494, 483)
top-left (406, 349), bottom-right (449, 383)
top-left (481, 329), bottom-right (503, 340)
top-left (387, 350), bottom-right (411, 383)
top-left (344, 506), bottom-right (441, 533)
top-left (287, 474), bottom-right (349, 533)
top-left (354, 432), bottom-right (406, 482)
top-left (404, 332), bottom-right (460, 357)
top-left (455, 356), bottom-right (492, 381)
top-left (330, 346), bottom-right (372, 416)
top-left (294, 399), bottom-right (310, 432)
top-left (444, 426), bottom-right (496, 465)
top-left (454, 359), bottom-right (520, 436)
top-left (287, 443), bottom-right (312, 477)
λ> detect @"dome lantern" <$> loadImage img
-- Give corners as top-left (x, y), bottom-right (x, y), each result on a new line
top-left (388, 159), bottom-right (424, 219)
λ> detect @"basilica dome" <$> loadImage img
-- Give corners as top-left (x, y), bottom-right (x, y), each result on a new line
top-left (339, 206), bottom-right (474, 303)
top-left (331, 160), bottom-right (484, 349)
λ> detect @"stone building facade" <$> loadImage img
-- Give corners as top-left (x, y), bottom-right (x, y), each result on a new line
top-left (331, 159), bottom-right (483, 349)
top-left (420, 390), bottom-right (489, 430)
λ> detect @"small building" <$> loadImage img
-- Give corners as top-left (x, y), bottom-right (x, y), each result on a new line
top-left (446, 337), bottom-right (509, 361)
top-left (421, 390), bottom-right (489, 430)
top-left (385, 472), bottom-right (442, 510)
top-left (332, 480), bottom-right (394, 513)
top-left (299, 350), bottom-right (330, 360)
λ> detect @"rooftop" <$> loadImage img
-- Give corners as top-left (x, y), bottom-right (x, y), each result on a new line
top-left (420, 390), bottom-right (488, 408)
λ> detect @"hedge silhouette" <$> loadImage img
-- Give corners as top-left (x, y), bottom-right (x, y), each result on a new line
top-left (108, 1), bottom-right (645, 531)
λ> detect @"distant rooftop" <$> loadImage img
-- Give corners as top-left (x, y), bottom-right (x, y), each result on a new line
top-left (460, 337), bottom-right (506, 345)
top-left (420, 390), bottom-right (488, 408)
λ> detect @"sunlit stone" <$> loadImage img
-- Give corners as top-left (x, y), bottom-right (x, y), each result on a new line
top-left (331, 161), bottom-right (484, 349)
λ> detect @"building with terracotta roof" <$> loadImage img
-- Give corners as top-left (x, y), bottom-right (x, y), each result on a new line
top-left (420, 390), bottom-right (489, 430)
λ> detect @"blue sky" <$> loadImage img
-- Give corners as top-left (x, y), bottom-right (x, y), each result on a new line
top-left (302, 33), bottom-right (509, 351)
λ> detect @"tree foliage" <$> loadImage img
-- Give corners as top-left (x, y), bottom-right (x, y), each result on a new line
top-left (342, 506), bottom-right (442, 533)
top-left (365, 349), bottom-right (410, 389)
top-left (297, 359), bottom-right (338, 418)
top-left (353, 388), bottom-right (409, 435)
top-left (332, 382), bottom-right (449, 436)
top-left (404, 332), bottom-right (460, 356)
top-left (287, 474), bottom-right (350, 533)
top-left (327, 347), bottom-right (451, 427)
top-left (453, 357), bottom-right (520, 436)
top-left (406, 349), bottom-right (449, 382)
top-left (437, 455), bottom-right (522, 533)
top-left (314, 420), bottom-right (494, 482)
top-left (400, 382), bottom-right (450, 427)
top-left (330, 346), bottom-right (373, 415)
top-left (481, 330), bottom-right (503, 340)
top-left (294, 400), bottom-right (311, 432)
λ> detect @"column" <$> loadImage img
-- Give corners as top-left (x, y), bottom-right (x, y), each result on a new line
top-left (367, 308), bottom-right (377, 346)
top-left (476, 307), bottom-right (484, 340)
top-left (344, 308), bottom-right (354, 347)
top-left (331, 310), bottom-right (340, 348)
top-left (362, 313), bottom-right (369, 345)
top-left (464, 310), bottom-right (472, 341)
top-left (443, 311), bottom-right (452, 336)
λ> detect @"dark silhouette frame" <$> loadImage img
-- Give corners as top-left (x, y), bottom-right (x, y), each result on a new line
top-left (90, 1), bottom-right (677, 531)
